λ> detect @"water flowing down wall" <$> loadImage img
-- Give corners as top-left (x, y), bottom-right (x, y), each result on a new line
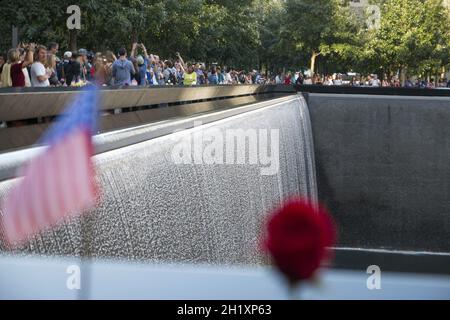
top-left (0, 95), bottom-right (317, 265)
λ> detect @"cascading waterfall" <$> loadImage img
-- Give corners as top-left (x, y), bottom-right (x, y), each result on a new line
top-left (0, 95), bottom-right (317, 265)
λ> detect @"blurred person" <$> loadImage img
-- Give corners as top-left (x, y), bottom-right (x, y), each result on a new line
top-left (195, 63), bottom-right (205, 85)
top-left (93, 53), bottom-right (107, 85)
top-left (295, 72), bottom-right (304, 85)
top-left (77, 48), bottom-right (90, 82)
top-left (251, 70), bottom-right (259, 84)
top-left (246, 72), bottom-right (254, 84)
top-left (314, 74), bottom-right (323, 85)
top-left (129, 43), bottom-right (141, 85)
top-left (47, 42), bottom-right (59, 56)
top-left (182, 63), bottom-right (197, 86)
top-left (256, 70), bottom-right (263, 84)
top-left (135, 54), bottom-right (148, 86)
top-left (362, 76), bottom-right (369, 86)
top-left (370, 75), bottom-right (381, 87)
top-left (417, 78), bottom-right (427, 88)
top-left (333, 74), bottom-right (343, 86)
top-left (174, 61), bottom-right (184, 84)
top-left (85, 51), bottom-right (94, 82)
top-left (163, 60), bottom-right (177, 85)
top-left (0, 52), bottom-right (12, 88)
top-left (303, 76), bottom-right (313, 85)
top-left (217, 67), bottom-right (225, 84)
top-left (58, 51), bottom-right (71, 84)
top-left (134, 44), bottom-right (150, 86)
top-left (46, 53), bottom-right (60, 86)
top-left (405, 77), bottom-right (414, 88)
top-left (203, 69), bottom-right (209, 85)
top-left (48, 42), bottom-right (60, 79)
top-left (324, 75), bottom-right (333, 86)
top-left (175, 52), bottom-right (186, 84)
top-left (275, 72), bottom-right (283, 84)
top-left (227, 69), bottom-right (235, 84)
top-left (9, 44), bottom-right (34, 88)
top-left (30, 45), bottom-right (50, 87)
top-left (112, 47), bottom-right (135, 86)
top-left (0, 53), bottom-right (5, 78)
top-left (392, 77), bottom-right (401, 87)
top-left (104, 51), bottom-right (116, 86)
top-left (350, 77), bottom-right (360, 87)
top-left (224, 67), bottom-right (233, 84)
top-left (21, 52), bottom-right (32, 87)
top-left (237, 71), bottom-right (246, 84)
top-left (146, 53), bottom-right (158, 86)
top-left (146, 59), bottom-right (158, 86)
top-left (65, 52), bottom-right (81, 86)
top-left (283, 72), bottom-right (292, 85)
top-left (208, 66), bottom-right (219, 85)
top-left (227, 68), bottom-right (236, 84)
top-left (156, 61), bottom-right (165, 85)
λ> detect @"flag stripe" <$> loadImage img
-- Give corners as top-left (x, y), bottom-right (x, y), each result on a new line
top-left (58, 138), bottom-right (77, 217)
top-left (41, 150), bottom-right (58, 227)
top-left (50, 144), bottom-right (65, 224)
top-left (30, 156), bottom-right (47, 231)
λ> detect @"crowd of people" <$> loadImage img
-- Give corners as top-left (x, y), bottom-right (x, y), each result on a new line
top-left (0, 42), bottom-right (268, 88)
top-left (1, 42), bottom-right (449, 89)
top-left (273, 71), bottom-right (450, 88)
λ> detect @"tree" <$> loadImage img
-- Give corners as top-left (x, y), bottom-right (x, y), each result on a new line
top-left (365, 0), bottom-right (450, 81)
top-left (281, 0), bottom-right (360, 73)
top-left (1, 0), bottom-right (447, 78)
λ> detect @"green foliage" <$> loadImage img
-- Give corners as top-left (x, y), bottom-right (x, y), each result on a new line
top-left (363, 0), bottom-right (450, 77)
top-left (278, 0), bottom-right (362, 72)
top-left (0, 0), bottom-right (448, 75)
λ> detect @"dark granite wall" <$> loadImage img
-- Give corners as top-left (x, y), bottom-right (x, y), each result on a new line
top-left (307, 93), bottom-right (450, 252)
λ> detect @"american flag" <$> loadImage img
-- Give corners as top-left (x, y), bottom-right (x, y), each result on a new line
top-left (1, 87), bottom-right (100, 246)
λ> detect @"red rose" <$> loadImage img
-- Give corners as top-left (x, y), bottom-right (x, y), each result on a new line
top-left (263, 197), bottom-right (337, 284)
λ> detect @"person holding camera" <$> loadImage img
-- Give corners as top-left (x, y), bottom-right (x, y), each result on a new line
top-left (10, 43), bottom-right (35, 87)
top-left (131, 43), bottom-right (150, 86)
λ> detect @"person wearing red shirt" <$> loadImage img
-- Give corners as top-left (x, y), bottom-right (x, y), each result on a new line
top-left (9, 44), bottom-right (35, 88)
top-left (284, 72), bottom-right (292, 85)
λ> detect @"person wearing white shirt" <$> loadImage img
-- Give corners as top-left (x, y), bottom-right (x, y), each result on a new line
top-left (303, 77), bottom-right (313, 85)
top-left (31, 45), bottom-right (50, 87)
top-left (275, 74), bottom-right (283, 84)
top-left (23, 68), bottom-right (31, 87)
top-left (225, 69), bottom-right (232, 84)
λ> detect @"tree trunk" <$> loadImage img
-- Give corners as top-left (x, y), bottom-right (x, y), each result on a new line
top-left (400, 67), bottom-right (406, 86)
top-left (310, 51), bottom-right (319, 75)
top-left (310, 54), bottom-right (316, 75)
top-left (12, 25), bottom-right (19, 48)
top-left (131, 31), bottom-right (138, 48)
top-left (69, 29), bottom-right (77, 52)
